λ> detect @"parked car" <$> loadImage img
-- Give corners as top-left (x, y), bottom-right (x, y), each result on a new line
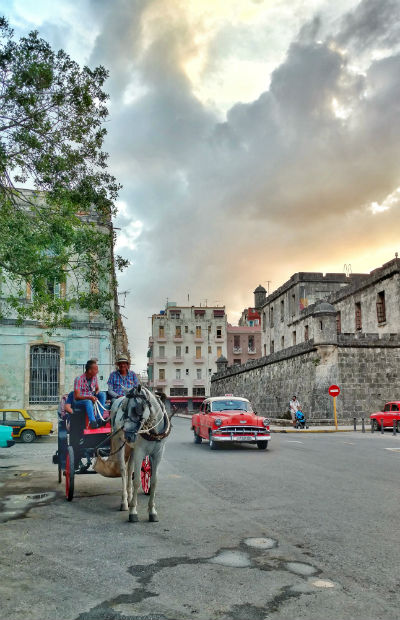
top-left (191, 395), bottom-right (271, 450)
top-left (370, 402), bottom-right (400, 430)
top-left (0, 409), bottom-right (53, 443)
top-left (0, 425), bottom-right (15, 448)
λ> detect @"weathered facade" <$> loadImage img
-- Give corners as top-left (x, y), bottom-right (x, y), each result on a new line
top-left (212, 258), bottom-right (400, 421)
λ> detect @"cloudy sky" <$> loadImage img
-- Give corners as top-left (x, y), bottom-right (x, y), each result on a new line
top-left (4, 0), bottom-right (400, 370)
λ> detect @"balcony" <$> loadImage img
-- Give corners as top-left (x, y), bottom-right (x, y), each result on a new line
top-left (194, 336), bottom-right (204, 343)
top-left (155, 357), bottom-right (167, 364)
top-left (193, 357), bottom-right (205, 364)
top-left (248, 348), bottom-right (257, 355)
top-left (172, 379), bottom-right (185, 386)
top-left (173, 336), bottom-right (183, 343)
top-left (155, 380), bottom-right (167, 387)
top-left (193, 379), bottom-right (205, 386)
top-left (156, 336), bottom-right (167, 342)
top-left (232, 346), bottom-right (242, 354)
top-left (147, 359), bottom-right (154, 365)
top-left (149, 337), bottom-right (154, 344)
top-left (173, 357), bottom-right (184, 364)
top-left (215, 337), bottom-right (224, 343)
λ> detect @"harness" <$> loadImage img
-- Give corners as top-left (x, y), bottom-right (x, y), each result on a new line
top-left (140, 412), bottom-right (171, 442)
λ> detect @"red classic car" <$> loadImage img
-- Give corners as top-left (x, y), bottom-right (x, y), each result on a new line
top-left (191, 396), bottom-right (271, 450)
top-left (370, 401), bottom-right (400, 430)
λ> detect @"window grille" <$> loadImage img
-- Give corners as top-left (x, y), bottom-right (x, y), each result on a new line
top-left (29, 345), bottom-right (60, 404)
top-left (376, 292), bottom-right (386, 323)
top-left (336, 312), bottom-right (341, 334)
top-left (355, 302), bottom-right (362, 330)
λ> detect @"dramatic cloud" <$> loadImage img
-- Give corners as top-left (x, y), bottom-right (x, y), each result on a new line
top-left (4, 0), bottom-right (400, 369)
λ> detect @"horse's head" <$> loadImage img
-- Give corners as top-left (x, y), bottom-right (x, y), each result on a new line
top-left (122, 384), bottom-right (151, 443)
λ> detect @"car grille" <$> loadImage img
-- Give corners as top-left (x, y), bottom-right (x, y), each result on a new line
top-left (217, 425), bottom-right (266, 435)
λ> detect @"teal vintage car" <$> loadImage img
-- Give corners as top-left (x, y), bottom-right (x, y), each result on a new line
top-left (0, 425), bottom-right (15, 448)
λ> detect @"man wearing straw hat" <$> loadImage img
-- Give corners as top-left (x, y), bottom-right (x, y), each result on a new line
top-left (73, 360), bottom-right (107, 429)
top-left (107, 354), bottom-right (139, 402)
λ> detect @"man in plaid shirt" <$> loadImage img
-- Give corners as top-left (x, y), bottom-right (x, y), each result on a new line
top-left (107, 355), bottom-right (139, 400)
top-left (73, 360), bottom-right (106, 428)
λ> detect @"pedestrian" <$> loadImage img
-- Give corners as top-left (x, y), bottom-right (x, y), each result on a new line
top-left (289, 395), bottom-right (301, 427)
top-left (107, 355), bottom-right (139, 402)
top-left (73, 360), bottom-right (106, 428)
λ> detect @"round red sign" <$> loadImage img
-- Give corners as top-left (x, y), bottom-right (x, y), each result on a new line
top-left (328, 385), bottom-right (340, 397)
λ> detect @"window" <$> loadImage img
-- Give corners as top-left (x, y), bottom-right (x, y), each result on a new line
top-left (217, 346), bottom-right (222, 358)
top-left (292, 331), bottom-right (296, 346)
top-left (196, 346), bottom-right (202, 359)
top-left (159, 325), bottom-right (164, 337)
top-left (193, 387), bottom-right (205, 396)
top-left (185, 325), bottom-right (188, 333)
top-left (196, 326), bottom-right (202, 337)
top-left (4, 411), bottom-right (24, 422)
top-left (291, 294), bottom-right (296, 316)
top-left (355, 302), bottom-right (362, 331)
top-left (175, 325), bottom-right (182, 337)
top-left (29, 345), bottom-right (60, 404)
top-left (170, 387), bottom-right (188, 396)
top-left (170, 310), bottom-right (181, 319)
top-left (336, 312), bottom-right (341, 334)
top-left (185, 369), bottom-right (189, 376)
top-left (320, 321), bottom-right (323, 331)
top-left (176, 368), bottom-right (181, 379)
top-left (159, 368), bottom-right (165, 380)
top-left (391, 404), bottom-right (399, 412)
top-left (376, 291), bottom-right (386, 324)
top-left (234, 335), bottom-right (240, 348)
top-left (280, 300), bottom-right (284, 322)
top-left (270, 340), bottom-right (274, 354)
top-left (270, 307), bottom-right (274, 327)
top-left (248, 335), bottom-right (254, 351)
top-left (216, 326), bottom-right (222, 338)
top-left (159, 345), bottom-right (165, 357)
top-left (176, 346), bottom-right (181, 357)
top-left (305, 325), bottom-right (309, 341)
top-left (233, 359), bottom-right (241, 365)
top-left (281, 336), bottom-right (284, 349)
top-left (208, 368), bottom-right (212, 374)
top-left (383, 403), bottom-right (390, 412)
top-left (208, 345), bottom-right (212, 354)
top-left (196, 368), bottom-right (202, 379)
top-left (185, 346), bottom-right (189, 354)
top-left (264, 344), bottom-right (267, 356)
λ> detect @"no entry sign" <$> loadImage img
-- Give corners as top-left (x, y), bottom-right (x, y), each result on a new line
top-left (328, 385), bottom-right (340, 397)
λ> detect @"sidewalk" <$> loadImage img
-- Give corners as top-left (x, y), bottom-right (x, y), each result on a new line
top-left (175, 414), bottom-right (355, 433)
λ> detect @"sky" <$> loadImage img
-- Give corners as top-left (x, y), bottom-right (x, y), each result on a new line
top-left (4, 0), bottom-right (400, 371)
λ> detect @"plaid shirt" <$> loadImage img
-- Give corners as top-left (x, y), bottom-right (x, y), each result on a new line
top-left (74, 373), bottom-right (99, 397)
top-left (107, 370), bottom-right (138, 396)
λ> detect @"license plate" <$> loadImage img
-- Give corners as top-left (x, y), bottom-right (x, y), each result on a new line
top-left (234, 435), bottom-right (252, 441)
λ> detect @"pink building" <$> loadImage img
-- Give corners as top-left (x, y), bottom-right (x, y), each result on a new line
top-left (227, 324), bottom-right (262, 366)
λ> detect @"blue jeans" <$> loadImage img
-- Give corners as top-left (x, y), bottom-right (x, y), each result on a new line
top-left (74, 392), bottom-right (106, 423)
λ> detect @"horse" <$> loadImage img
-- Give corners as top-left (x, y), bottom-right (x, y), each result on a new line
top-left (110, 385), bottom-right (171, 523)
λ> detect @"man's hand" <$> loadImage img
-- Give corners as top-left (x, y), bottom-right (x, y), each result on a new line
top-left (90, 395), bottom-right (97, 403)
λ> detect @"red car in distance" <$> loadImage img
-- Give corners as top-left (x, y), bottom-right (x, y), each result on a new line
top-left (370, 401), bottom-right (400, 430)
top-left (191, 395), bottom-right (271, 450)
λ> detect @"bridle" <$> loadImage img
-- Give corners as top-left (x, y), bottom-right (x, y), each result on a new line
top-left (122, 388), bottom-right (165, 437)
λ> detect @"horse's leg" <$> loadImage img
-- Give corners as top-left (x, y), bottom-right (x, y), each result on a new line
top-left (128, 445), bottom-right (142, 523)
top-left (118, 440), bottom-right (129, 511)
top-left (148, 447), bottom-right (163, 522)
top-left (126, 447), bottom-right (134, 505)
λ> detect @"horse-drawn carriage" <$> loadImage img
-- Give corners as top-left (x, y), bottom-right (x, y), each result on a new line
top-left (52, 398), bottom-right (152, 502)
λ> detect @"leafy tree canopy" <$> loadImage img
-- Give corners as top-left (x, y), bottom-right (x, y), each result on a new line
top-left (0, 18), bottom-right (128, 328)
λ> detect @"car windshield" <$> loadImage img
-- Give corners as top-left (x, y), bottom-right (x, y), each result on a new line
top-left (211, 400), bottom-right (251, 412)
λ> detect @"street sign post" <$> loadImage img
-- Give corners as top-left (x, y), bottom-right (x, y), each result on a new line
top-left (328, 385), bottom-right (340, 430)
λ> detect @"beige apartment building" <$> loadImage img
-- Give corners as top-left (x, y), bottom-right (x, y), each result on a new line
top-left (147, 303), bottom-right (227, 412)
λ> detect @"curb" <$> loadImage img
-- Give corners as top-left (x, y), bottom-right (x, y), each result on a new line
top-left (270, 428), bottom-right (353, 434)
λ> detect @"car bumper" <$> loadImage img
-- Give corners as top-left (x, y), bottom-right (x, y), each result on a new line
top-left (211, 432), bottom-right (271, 442)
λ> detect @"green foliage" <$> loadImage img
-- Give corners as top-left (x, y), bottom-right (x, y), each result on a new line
top-left (0, 18), bottom-right (128, 328)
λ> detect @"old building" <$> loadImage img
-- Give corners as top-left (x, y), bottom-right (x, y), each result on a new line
top-left (0, 192), bottom-right (128, 421)
top-left (227, 324), bottom-right (262, 366)
top-left (148, 303), bottom-right (227, 412)
top-left (212, 258), bottom-right (400, 422)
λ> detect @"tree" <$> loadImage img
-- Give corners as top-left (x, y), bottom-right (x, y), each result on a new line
top-left (0, 18), bottom-right (128, 328)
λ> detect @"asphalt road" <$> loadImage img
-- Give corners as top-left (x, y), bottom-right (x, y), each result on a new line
top-left (1, 419), bottom-right (400, 620)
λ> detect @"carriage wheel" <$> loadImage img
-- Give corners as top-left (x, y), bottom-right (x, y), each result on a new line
top-left (58, 460), bottom-right (62, 484)
top-left (65, 446), bottom-right (75, 502)
top-left (141, 456), bottom-right (151, 495)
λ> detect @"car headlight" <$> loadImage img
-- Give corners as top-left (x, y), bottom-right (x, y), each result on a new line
top-left (214, 418), bottom-right (222, 427)
top-left (263, 418), bottom-right (270, 427)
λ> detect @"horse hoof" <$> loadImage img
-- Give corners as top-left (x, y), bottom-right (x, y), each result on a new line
top-left (149, 514), bottom-right (159, 523)
top-left (129, 514), bottom-right (139, 523)
top-left (120, 504), bottom-right (128, 511)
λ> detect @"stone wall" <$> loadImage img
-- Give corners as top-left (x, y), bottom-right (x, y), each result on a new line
top-left (211, 336), bottom-right (400, 421)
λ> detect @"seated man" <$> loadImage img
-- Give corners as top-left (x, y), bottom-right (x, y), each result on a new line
top-left (107, 355), bottom-right (139, 402)
top-left (73, 360), bottom-right (106, 429)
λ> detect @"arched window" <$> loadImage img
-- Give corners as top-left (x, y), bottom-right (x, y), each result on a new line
top-left (29, 345), bottom-right (60, 404)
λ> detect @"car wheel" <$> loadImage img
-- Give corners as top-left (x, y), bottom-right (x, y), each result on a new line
top-left (21, 429), bottom-right (36, 443)
top-left (372, 419), bottom-right (380, 431)
top-left (193, 429), bottom-right (202, 444)
top-left (257, 441), bottom-right (268, 450)
top-left (65, 446), bottom-right (75, 502)
top-left (209, 431), bottom-right (218, 450)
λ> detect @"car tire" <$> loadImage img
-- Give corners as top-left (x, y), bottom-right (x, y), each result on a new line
top-left (372, 419), bottom-right (380, 431)
top-left (257, 441), bottom-right (268, 450)
top-left (193, 429), bottom-right (202, 444)
top-left (21, 429), bottom-right (36, 443)
top-left (65, 446), bottom-right (75, 502)
top-left (209, 432), bottom-right (218, 450)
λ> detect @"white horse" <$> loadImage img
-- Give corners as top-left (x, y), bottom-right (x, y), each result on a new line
top-left (110, 385), bottom-right (171, 523)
